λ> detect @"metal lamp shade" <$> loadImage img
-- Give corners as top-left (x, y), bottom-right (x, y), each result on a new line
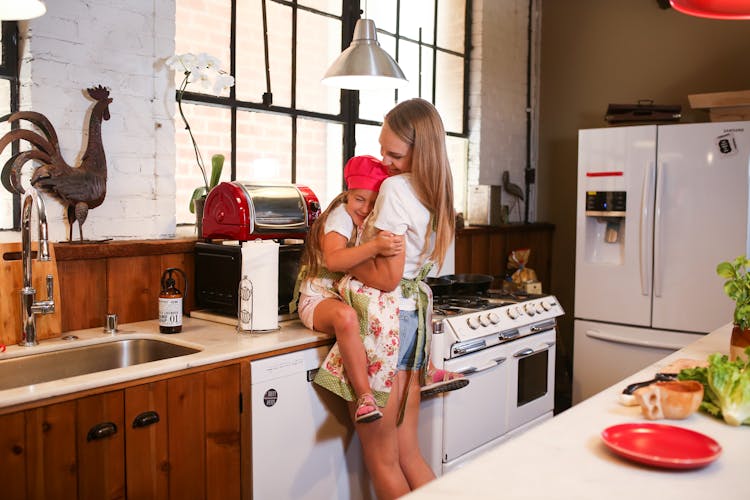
top-left (0, 0), bottom-right (46, 20)
top-left (669, 0), bottom-right (750, 19)
top-left (322, 19), bottom-right (408, 90)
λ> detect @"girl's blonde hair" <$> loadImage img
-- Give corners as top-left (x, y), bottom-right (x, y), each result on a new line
top-left (384, 98), bottom-right (455, 268)
top-left (299, 191), bottom-right (349, 279)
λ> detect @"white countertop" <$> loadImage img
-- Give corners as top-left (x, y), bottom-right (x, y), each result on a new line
top-left (405, 323), bottom-right (746, 499)
top-left (0, 316), bottom-right (329, 409)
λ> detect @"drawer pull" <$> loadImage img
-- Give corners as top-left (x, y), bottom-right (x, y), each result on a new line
top-left (132, 411), bottom-right (160, 428)
top-left (87, 422), bottom-right (118, 441)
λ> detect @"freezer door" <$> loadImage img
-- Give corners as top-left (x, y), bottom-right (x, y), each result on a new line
top-left (575, 126), bottom-right (657, 325)
top-left (652, 121), bottom-right (750, 333)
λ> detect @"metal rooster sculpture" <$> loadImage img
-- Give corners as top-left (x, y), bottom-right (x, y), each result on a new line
top-left (0, 85), bottom-right (112, 241)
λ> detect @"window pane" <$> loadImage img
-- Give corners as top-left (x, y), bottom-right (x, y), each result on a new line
top-left (236, 0), bottom-right (292, 107)
top-left (297, 10), bottom-right (341, 114)
top-left (0, 79), bottom-right (11, 229)
top-left (296, 118), bottom-right (343, 208)
top-left (175, 0), bottom-right (231, 94)
top-left (394, 39), bottom-right (433, 102)
top-left (235, 110), bottom-right (292, 183)
top-left (399, 0), bottom-right (434, 42)
top-left (368, 0), bottom-right (398, 34)
top-left (175, 103), bottom-right (232, 224)
top-left (435, 51), bottom-right (463, 134)
top-left (354, 123), bottom-right (382, 158)
top-left (299, 0), bottom-right (341, 16)
top-left (437, 0), bottom-right (465, 53)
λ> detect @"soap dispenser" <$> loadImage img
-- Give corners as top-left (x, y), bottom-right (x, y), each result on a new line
top-left (159, 268), bottom-right (187, 334)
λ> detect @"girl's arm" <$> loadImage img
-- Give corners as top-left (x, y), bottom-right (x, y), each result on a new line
top-left (322, 231), bottom-right (402, 273)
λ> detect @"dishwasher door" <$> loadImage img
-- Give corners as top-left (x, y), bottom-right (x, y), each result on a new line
top-left (251, 346), bottom-right (372, 500)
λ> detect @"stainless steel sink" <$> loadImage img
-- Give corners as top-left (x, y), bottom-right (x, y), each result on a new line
top-left (0, 338), bottom-right (201, 391)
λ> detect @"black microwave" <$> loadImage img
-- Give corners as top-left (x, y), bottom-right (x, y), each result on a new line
top-left (194, 241), bottom-right (303, 317)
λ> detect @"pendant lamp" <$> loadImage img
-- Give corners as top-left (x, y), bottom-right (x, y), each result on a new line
top-left (669, 0), bottom-right (750, 20)
top-left (0, 0), bottom-right (46, 20)
top-left (322, 18), bottom-right (408, 90)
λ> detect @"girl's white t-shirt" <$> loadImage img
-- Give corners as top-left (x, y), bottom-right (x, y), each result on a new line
top-left (373, 174), bottom-right (434, 309)
top-left (324, 203), bottom-right (355, 240)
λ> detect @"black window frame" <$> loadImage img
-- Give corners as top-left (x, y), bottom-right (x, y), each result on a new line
top-left (1, 21), bottom-right (19, 229)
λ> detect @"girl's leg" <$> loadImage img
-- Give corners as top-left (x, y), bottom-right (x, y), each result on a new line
top-left (313, 299), bottom-right (373, 402)
top-left (351, 371), bottom-right (411, 500)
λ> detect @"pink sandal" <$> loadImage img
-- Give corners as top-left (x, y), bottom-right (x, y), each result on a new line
top-left (421, 369), bottom-right (469, 397)
top-left (355, 393), bottom-right (383, 423)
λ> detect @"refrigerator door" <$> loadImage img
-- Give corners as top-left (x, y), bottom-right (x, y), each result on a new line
top-left (572, 319), bottom-right (702, 404)
top-left (575, 125), bottom-right (657, 326)
top-left (652, 121), bottom-right (750, 333)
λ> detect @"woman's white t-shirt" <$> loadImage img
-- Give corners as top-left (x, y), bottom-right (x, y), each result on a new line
top-left (373, 174), bottom-right (434, 310)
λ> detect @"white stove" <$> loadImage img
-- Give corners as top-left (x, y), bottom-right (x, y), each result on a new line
top-left (420, 292), bottom-right (565, 476)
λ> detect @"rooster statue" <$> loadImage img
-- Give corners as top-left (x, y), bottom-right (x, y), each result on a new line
top-left (0, 85), bottom-right (112, 241)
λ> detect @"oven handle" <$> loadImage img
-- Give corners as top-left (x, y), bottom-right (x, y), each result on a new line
top-left (458, 356), bottom-right (507, 375)
top-left (529, 320), bottom-right (556, 333)
top-left (513, 342), bottom-right (555, 359)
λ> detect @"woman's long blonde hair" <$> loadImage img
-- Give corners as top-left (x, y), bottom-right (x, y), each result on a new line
top-left (299, 191), bottom-right (349, 279)
top-left (384, 98), bottom-right (455, 269)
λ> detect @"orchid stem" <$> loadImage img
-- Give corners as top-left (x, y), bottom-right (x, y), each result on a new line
top-left (177, 73), bottom-right (209, 192)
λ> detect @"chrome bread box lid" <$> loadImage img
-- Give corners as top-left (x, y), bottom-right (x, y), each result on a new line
top-left (202, 181), bottom-right (321, 240)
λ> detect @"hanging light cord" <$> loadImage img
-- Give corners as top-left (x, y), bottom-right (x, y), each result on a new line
top-left (261, 0), bottom-right (273, 106)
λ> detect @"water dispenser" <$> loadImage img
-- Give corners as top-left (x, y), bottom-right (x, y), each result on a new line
top-left (582, 171), bottom-right (626, 264)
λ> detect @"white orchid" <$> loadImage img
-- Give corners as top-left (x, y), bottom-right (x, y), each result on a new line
top-left (166, 52), bottom-right (235, 212)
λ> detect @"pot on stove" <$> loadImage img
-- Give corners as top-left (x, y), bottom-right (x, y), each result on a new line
top-left (440, 274), bottom-right (493, 295)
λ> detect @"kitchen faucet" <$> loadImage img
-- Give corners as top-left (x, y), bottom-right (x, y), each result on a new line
top-left (19, 187), bottom-right (55, 347)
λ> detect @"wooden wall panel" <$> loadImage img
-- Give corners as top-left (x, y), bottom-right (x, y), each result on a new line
top-left (160, 252), bottom-right (196, 311)
top-left (108, 255), bottom-right (163, 324)
top-left (76, 392), bottom-right (126, 500)
top-left (59, 258), bottom-right (107, 332)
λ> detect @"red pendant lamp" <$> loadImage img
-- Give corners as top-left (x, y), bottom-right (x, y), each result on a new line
top-left (670, 0), bottom-right (750, 20)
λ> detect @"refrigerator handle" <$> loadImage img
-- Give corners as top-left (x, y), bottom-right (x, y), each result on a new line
top-left (639, 162), bottom-right (655, 296)
top-left (585, 329), bottom-right (686, 350)
top-left (653, 161), bottom-right (665, 297)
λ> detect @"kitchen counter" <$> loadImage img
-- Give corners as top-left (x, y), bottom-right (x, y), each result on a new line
top-left (0, 316), bottom-right (330, 410)
top-left (404, 323), bottom-right (746, 499)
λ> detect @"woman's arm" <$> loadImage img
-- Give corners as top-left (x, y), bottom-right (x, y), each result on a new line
top-left (348, 232), bottom-right (406, 291)
top-left (322, 231), bottom-right (402, 273)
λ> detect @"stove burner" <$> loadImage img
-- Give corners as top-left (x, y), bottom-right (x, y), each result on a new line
top-left (433, 296), bottom-right (491, 310)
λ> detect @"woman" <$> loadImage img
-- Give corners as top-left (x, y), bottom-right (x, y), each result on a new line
top-left (347, 98), bottom-right (455, 499)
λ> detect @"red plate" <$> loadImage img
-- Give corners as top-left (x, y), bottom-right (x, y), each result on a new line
top-left (601, 423), bottom-right (721, 469)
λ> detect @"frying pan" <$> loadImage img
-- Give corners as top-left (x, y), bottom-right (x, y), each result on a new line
top-left (425, 276), bottom-right (454, 297)
top-left (440, 274), bottom-right (494, 295)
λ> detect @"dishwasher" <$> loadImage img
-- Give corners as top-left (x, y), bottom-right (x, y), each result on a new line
top-left (251, 346), bottom-right (372, 500)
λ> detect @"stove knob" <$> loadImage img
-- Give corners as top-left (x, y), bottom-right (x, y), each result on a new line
top-left (541, 300), bottom-right (552, 311)
top-left (488, 312), bottom-right (501, 324)
top-left (535, 303), bottom-right (544, 314)
top-left (479, 314), bottom-right (491, 327)
top-left (506, 308), bottom-right (519, 320)
top-left (467, 315), bottom-right (481, 329)
top-left (524, 304), bottom-right (536, 316)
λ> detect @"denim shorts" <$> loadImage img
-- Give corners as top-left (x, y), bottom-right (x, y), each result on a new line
top-left (397, 309), bottom-right (425, 370)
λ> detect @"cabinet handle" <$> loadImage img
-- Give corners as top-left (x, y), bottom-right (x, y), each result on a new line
top-left (87, 422), bottom-right (118, 441)
top-left (132, 411), bottom-right (161, 428)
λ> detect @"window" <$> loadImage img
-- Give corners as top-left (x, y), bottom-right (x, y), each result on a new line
top-left (0, 22), bottom-right (19, 230)
top-left (174, 0), bottom-right (470, 224)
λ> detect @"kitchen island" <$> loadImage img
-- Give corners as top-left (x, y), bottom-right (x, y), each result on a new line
top-left (404, 323), bottom-right (745, 499)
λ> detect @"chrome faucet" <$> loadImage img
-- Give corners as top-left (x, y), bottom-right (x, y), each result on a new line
top-left (19, 187), bottom-right (55, 347)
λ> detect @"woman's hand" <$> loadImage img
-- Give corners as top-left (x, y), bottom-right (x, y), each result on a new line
top-left (374, 231), bottom-right (404, 257)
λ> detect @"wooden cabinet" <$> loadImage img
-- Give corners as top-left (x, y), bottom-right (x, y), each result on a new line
top-left (454, 223), bottom-right (554, 292)
top-left (0, 364), bottom-right (241, 500)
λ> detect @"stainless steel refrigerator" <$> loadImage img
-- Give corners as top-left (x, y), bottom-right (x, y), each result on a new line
top-left (573, 121), bottom-right (750, 403)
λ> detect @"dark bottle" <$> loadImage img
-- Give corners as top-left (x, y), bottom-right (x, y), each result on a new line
top-left (159, 268), bottom-right (187, 334)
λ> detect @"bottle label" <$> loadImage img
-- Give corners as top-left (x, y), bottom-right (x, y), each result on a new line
top-left (159, 297), bottom-right (182, 327)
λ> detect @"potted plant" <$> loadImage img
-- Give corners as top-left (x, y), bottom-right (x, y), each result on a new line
top-left (165, 52), bottom-right (235, 230)
top-left (717, 255), bottom-right (750, 361)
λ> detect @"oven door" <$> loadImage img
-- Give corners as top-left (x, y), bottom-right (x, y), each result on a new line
top-left (507, 328), bottom-right (556, 432)
top-left (442, 342), bottom-right (510, 462)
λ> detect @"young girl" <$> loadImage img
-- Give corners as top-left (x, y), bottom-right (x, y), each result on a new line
top-left (297, 155), bottom-right (403, 423)
top-left (342, 98), bottom-right (456, 499)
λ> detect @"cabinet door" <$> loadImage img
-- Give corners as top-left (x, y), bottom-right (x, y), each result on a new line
top-left (77, 391), bottom-right (125, 499)
top-left (168, 371), bottom-right (206, 499)
top-left (25, 400), bottom-right (78, 500)
top-left (0, 412), bottom-right (27, 500)
top-left (205, 365), bottom-right (241, 500)
top-left (125, 381), bottom-right (169, 499)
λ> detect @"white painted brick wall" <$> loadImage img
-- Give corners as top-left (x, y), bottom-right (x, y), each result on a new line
top-left (11, 0), bottom-right (534, 240)
top-left (18, 0), bottom-right (176, 241)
